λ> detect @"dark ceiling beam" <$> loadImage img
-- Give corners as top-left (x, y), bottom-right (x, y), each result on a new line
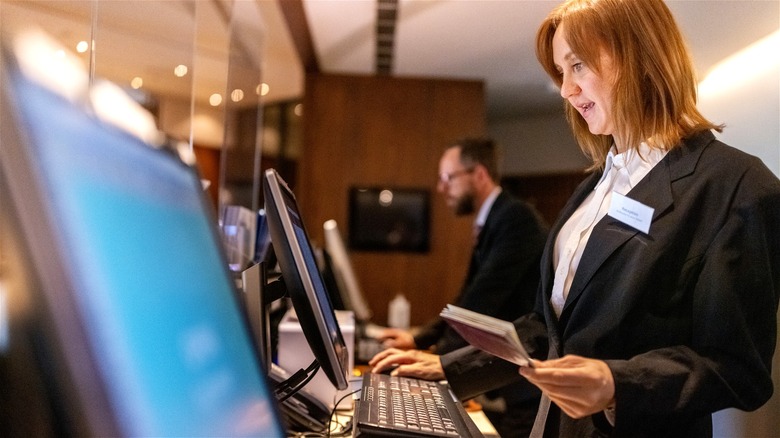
top-left (277, 0), bottom-right (320, 73)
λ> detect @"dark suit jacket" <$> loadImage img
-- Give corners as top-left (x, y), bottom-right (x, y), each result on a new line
top-left (413, 190), bottom-right (547, 355)
top-left (442, 131), bottom-right (780, 437)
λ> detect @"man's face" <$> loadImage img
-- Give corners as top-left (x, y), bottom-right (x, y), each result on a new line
top-left (437, 147), bottom-right (476, 216)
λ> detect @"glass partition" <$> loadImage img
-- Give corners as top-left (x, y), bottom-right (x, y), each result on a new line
top-left (93, 0), bottom-right (196, 135)
top-left (216, 0), bottom-right (265, 213)
top-left (0, 0), bottom-right (268, 218)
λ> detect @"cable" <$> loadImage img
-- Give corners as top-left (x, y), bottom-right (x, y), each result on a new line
top-left (326, 389), bottom-right (360, 437)
top-left (276, 360), bottom-right (320, 403)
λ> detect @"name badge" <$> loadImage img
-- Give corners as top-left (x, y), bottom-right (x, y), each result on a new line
top-left (608, 192), bottom-right (654, 234)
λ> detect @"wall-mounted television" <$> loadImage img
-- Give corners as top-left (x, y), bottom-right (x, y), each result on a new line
top-left (348, 187), bottom-right (430, 253)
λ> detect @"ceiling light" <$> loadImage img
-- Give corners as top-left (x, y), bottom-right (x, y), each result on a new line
top-left (209, 93), bottom-right (222, 106)
top-left (13, 30), bottom-right (89, 102)
top-left (294, 103), bottom-right (303, 117)
top-left (174, 64), bottom-right (188, 77)
top-left (231, 89), bottom-right (244, 102)
top-left (130, 77), bottom-right (143, 89)
top-left (76, 40), bottom-right (89, 53)
top-left (258, 83), bottom-right (270, 96)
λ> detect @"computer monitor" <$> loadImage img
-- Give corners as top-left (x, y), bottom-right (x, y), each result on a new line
top-left (323, 219), bottom-right (373, 323)
top-left (316, 247), bottom-right (348, 311)
top-left (263, 169), bottom-right (350, 391)
top-left (0, 35), bottom-right (285, 437)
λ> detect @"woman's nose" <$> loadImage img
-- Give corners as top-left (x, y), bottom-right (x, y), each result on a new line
top-left (560, 75), bottom-right (579, 99)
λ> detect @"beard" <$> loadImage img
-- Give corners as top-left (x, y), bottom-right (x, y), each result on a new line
top-left (453, 191), bottom-right (476, 216)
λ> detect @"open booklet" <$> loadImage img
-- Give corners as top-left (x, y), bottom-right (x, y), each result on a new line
top-left (440, 304), bottom-right (533, 367)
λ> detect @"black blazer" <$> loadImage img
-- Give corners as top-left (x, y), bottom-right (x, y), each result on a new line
top-left (442, 131), bottom-right (780, 437)
top-left (414, 190), bottom-right (547, 354)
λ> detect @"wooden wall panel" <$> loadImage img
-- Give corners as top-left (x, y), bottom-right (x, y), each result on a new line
top-left (502, 171), bottom-right (589, 228)
top-left (296, 74), bottom-right (485, 326)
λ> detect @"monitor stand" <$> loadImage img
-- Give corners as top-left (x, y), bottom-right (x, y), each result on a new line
top-left (239, 263), bottom-right (332, 432)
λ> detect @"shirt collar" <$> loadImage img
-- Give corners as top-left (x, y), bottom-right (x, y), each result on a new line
top-left (475, 187), bottom-right (501, 227)
top-left (595, 142), bottom-right (668, 189)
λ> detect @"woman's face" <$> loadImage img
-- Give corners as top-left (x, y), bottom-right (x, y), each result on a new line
top-left (552, 23), bottom-right (622, 148)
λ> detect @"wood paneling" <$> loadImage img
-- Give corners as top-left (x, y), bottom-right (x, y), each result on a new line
top-left (502, 171), bottom-right (589, 228)
top-left (296, 73), bottom-right (485, 326)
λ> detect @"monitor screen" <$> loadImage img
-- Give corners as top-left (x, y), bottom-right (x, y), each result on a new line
top-left (0, 38), bottom-right (285, 437)
top-left (348, 187), bottom-right (430, 252)
top-left (263, 169), bottom-right (349, 391)
top-left (316, 247), bottom-right (348, 312)
top-left (323, 219), bottom-right (373, 322)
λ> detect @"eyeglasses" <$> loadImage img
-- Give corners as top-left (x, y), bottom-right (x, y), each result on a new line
top-left (438, 168), bottom-right (474, 184)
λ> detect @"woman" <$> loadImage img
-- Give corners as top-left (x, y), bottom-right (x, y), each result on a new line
top-left (370, 0), bottom-right (780, 436)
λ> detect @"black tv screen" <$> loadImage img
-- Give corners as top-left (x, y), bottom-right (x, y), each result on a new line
top-left (348, 187), bottom-right (430, 253)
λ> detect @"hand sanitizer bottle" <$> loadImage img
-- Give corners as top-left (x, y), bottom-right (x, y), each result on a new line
top-left (388, 293), bottom-right (410, 329)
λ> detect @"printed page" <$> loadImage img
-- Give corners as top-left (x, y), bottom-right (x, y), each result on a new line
top-left (440, 304), bottom-right (532, 367)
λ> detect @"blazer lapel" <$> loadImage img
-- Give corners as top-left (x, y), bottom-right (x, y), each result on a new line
top-left (538, 172), bottom-right (599, 349)
top-left (540, 173), bottom-right (599, 300)
top-left (477, 192), bottom-right (506, 244)
top-left (560, 133), bottom-right (711, 319)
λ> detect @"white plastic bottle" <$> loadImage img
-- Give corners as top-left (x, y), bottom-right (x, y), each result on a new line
top-left (387, 293), bottom-right (410, 329)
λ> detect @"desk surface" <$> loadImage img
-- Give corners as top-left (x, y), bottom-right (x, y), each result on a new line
top-left (467, 409), bottom-right (500, 437)
top-left (327, 409), bottom-right (499, 437)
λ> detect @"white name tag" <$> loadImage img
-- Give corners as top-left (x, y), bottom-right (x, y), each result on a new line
top-left (608, 192), bottom-right (654, 234)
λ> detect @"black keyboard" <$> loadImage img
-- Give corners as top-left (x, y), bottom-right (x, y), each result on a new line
top-left (354, 373), bottom-right (484, 438)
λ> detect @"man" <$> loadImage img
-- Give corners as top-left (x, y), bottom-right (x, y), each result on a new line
top-left (375, 137), bottom-right (547, 437)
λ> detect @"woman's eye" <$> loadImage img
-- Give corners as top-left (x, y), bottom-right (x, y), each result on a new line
top-left (573, 62), bottom-right (583, 72)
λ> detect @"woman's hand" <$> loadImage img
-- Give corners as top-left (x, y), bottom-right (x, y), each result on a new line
top-left (520, 354), bottom-right (615, 419)
top-left (368, 348), bottom-right (446, 381)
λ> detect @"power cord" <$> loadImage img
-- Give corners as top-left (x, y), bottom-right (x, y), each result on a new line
top-left (326, 389), bottom-right (360, 437)
top-left (285, 388), bottom-right (359, 438)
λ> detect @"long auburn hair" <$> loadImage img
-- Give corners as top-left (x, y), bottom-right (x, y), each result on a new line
top-left (536, 0), bottom-right (722, 171)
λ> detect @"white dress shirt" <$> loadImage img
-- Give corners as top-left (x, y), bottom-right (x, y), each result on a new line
top-left (475, 186), bottom-right (502, 231)
top-left (550, 143), bottom-right (667, 317)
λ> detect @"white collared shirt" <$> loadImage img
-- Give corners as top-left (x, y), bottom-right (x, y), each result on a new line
top-left (475, 186), bottom-right (502, 230)
top-left (550, 143), bottom-right (667, 317)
